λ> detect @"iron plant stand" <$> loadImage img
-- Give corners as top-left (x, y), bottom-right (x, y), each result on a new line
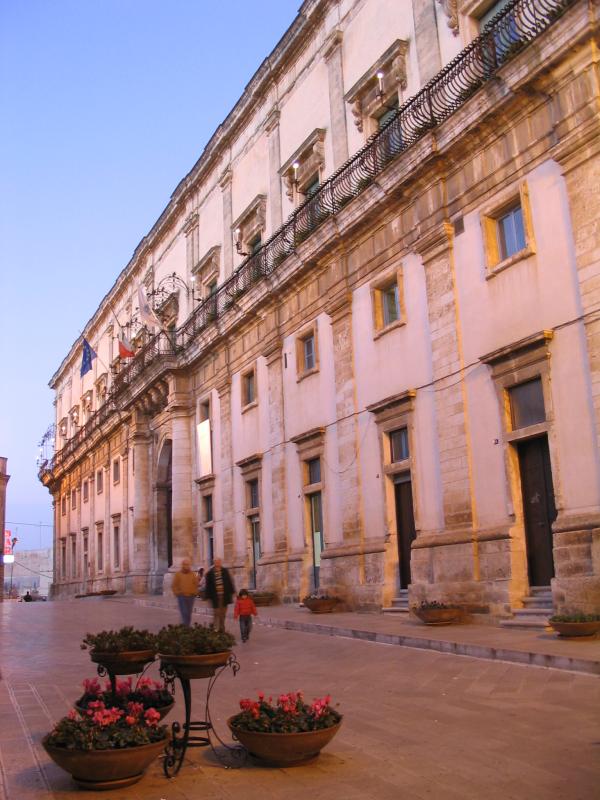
top-left (160, 654), bottom-right (245, 776)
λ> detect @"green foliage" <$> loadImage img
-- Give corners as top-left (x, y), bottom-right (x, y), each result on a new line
top-left (415, 601), bottom-right (458, 611)
top-left (302, 594), bottom-right (338, 603)
top-left (81, 626), bottom-right (157, 653)
top-left (156, 623), bottom-right (235, 656)
top-left (550, 613), bottom-right (600, 623)
top-left (45, 709), bottom-right (167, 751)
top-left (231, 691), bottom-right (341, 734)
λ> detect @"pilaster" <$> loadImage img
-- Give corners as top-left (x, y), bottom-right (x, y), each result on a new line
top-left (131, 411), bottom-right (152, 582)
top-left (412, 0), bottom-right (442, 84)
top-left (266, 108), bottom-right (283, 232)
top-left (220, 168), bottom-right (234, 279)
top-left (216, 377), bottom-right (235, 563)
top-left (323, 30), bottom-right (349, 169)
top-left (262, 337), bottom-right (288, 554)
top-left (167, 373), bottom-right (194, 565)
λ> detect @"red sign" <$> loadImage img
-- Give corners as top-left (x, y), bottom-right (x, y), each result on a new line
top-left (3, 530), bottom-right (14, 563)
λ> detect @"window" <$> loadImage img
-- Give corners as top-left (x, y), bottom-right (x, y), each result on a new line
top-left (497, 204), bottom-right (526, 261)
top-left (112, 458), bottom-right (120, 485)
top-left (307, 457), bottom-right (321, 486)
top-left (60, 540), bottom-right (67, 579)
top-left (303, 174), bottom-right (320, 198)
top-left (377, 96), bottom-right (399, 130)
top-left (304, 335), bottom-right (315, 371)
top-left (97, 526), bottom-right (104, 572)
top-left (83, 480), bottom-right (89, 503)
top-left (82, 530), bottom-right (89, 576)
top-left (242, 370), bottom-right (256, 407)
top-left (248, 478), bottom-right (259, 510)
top-left (96, 469), bottom-right (103, 494)
top-left (197, 400), bottom-right (212, 477)
top-left (482, 186), bottom-right (533, 273)
top-left (479, 0), bottom-right (521, 68)
top-left (249, 515), bottom-right (261, 590)
top-left (390, 428), bottom-right (409, 462)
top-left (509, 378), bottom-right (546, 430)
top-left (71, 489), bottom-right (77, 510)
top-left (249, 234), bottom-right (262, 256)
top-left (372, 270), bottom-right (403, 333)
top-left (113, 523), bottom-right (120, 569)
top-left (71, 536), bottom-right (77, 579)
top-left (61, 496), bottom-right (67, 516)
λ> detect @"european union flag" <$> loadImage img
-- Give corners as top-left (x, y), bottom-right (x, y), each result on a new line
top-left (80, 337), bottom-right (97, 377)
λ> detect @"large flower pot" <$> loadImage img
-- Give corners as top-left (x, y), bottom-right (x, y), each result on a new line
top-left (74, 699), bottom-right (175, 721)
top-left (42, 736), bottom-right (167, 790)
top-left (413, 607), bottom-right (462, 625)
top-left (90, 650), bottom-right (157, 675)
top-left (228, 719), bottom-right (342, 766)
top-left (303, 598), bottom-right (339, 614)
top-left (549, 620), bottom-right (600, 638)
top-left (250, 592), bottom-right (277, 607)
top-left (159, 651), bottom-right (231, 679)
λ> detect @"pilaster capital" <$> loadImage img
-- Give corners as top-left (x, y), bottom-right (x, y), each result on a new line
top-left (265, 106), bottom-right (280, 134)
top-left (219, 167), bottom-right (232, 190)
top-left (261, 337), bottom-right (284, 366)
top-left (323, 28), bottom-right (343, 61)
top-left (325, 291), bottom-right (352, 325)
top-left (414, 221), bottom-right (453, 263)
top-left (215, 375), bottom-right (231, 398)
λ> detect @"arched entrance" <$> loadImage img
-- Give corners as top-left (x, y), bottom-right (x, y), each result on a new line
top-left (156, 439), bottom-right (173, 574)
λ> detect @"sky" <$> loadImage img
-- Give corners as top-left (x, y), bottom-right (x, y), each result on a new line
top-left (0, 0), bottom-right (300, 551)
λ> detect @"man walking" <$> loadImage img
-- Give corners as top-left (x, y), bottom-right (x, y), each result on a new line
top-left (204, 557), bottom-right (235, 632)
top-left (172, 557), bottom-right (198, 626)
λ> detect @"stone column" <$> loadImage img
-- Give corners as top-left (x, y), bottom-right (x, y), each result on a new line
top-left (413, 0), bottom-right (442, 84)
top-left (220, 168), bottom-right (234, 279)
top-left (217, 377), bottom-right (235, 563)
top-left (417, 224), bottom-right (476, 534)
top-left (0, 458), bottom-right (10, 600)
top-left (263, 338), bottom-right (287, 553)
top-left (324, 30), bottom-right (349, 170)
top-left (168, 374), bottom-right (194, 569)
top-left (131, 411), bottom-right (152, 592)
top-left (266, 108), bottom-right (283, 233)
top-left (121, 447), bottom-right (130, 575)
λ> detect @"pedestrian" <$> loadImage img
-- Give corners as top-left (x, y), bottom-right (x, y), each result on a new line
top-left (234, 588), bottom-right (258, 642)
top-left (172, 557), bottom-right (198, 626)
top-left (23, 591), bottom-right (33, 603)
top-left (204, 557), bottom-right (236, 632)
top-left (197, 567), bottom-right (206, 599)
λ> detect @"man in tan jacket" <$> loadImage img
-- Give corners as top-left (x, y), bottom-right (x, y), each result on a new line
top-left (172, 557), bottom-right (198, 626)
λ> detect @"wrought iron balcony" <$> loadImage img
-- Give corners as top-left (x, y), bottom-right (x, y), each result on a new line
top-left (40, 0), bottom-right (574, 482)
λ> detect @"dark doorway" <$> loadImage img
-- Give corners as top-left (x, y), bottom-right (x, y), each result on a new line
top-left (394, 474), bottom-right (416, 590)
top-left (517, 436), bottom-right (557, 586)
top-left (156, 440), bottom-right (173, 573)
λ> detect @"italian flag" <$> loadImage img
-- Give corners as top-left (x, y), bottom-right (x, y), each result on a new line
top-left (118, 334), bottom-right (135, 358)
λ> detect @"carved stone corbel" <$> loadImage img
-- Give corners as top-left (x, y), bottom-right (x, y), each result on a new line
top-left (436, 0), bottom-right (459, 35)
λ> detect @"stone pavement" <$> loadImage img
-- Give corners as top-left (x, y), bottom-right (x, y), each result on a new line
top-left (131, 595), bottom-right (600, 676)
top-left (1, 598), bottom-right (599, 800)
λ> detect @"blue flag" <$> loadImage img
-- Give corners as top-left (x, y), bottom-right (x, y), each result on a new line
top-left (80, 337), bottom-right (97, 377)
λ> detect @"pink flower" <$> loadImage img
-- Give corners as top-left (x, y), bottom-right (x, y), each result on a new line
top-left (83, 678), bottom-right (101, 696)
top-left (68, 709), bottom-right (78, 720)
top-left (125, 715), bottom-right (136, 726)
top-left (144, 708), bottom-right (161, 727)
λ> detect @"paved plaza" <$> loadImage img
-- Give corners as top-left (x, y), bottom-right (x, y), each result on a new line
top-left (1, 599), bottom-right (599, 800)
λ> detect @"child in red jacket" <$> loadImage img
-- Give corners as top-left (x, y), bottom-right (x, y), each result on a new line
top-left (234, 589), bottom-right (258, 642)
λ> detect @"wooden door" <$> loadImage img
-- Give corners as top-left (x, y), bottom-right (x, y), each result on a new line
top-left (517, 436), bottom-right (557, 586)
top-left (394, 475), bottom-right (416, 590)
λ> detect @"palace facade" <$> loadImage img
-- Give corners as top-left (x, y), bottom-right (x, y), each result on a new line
top-left (40, 0), bottom-right (600, 619)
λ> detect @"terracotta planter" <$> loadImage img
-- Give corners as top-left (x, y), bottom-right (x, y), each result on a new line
top-left (303, 598), bottom-right (339, 614)
top-left (42, 736), bottom-right (167, 790)
top-left (159, 651), bottom-right (231, 679)
top-left (228, 719), bottom-right (342, 766)
top-left (549, 620), bottom-right (600, 638)
top-left (413, 607), bottom-right (462, 625)
top-left (250, 592), bottom-right (277, 607)
top-left (90, 649), bottom-right (157, 675)
top-left (75, 699), bottom-right (174, 721)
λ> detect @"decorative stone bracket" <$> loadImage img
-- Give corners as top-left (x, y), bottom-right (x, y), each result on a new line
top-left (344, 40), bottom-right (408, 132)
top-left (436, 0), bottom-right (459, 36)
top-left (280, 129), bottom-right (326, 200)
top-left (95, 372), bottom-right (108, 402)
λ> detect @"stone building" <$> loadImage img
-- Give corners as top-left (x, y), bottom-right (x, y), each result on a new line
top-left (40, 0), bottom-right (600, 619)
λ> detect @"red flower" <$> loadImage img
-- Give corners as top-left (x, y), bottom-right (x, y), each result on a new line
top-left (144, 708), bottom-right (161, 727)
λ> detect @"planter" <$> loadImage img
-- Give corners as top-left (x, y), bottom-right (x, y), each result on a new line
top-left (249, 592), bottom-right (277, 607)
top-left (42, 736), bottom-right (167, 790)
top-left (413, 607), bottom-right (462, 625)
top-left (303, 598), bottom-right (339, 614)
top-left (75, 699), bottom-right (175, 721)
top-left (90, 650), bottom-right (157, 675)
top-left (159, 651), bottom-right (231, 679)
top-left (549, 620), bottom-right (600, 638)
top-left (228, 719), bottom-right (342, 767)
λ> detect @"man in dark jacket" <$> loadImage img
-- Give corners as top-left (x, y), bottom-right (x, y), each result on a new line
top-left (204, 557), bottom-right (236, 632)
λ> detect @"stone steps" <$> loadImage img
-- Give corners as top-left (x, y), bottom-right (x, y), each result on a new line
top-left (382, 590), bottom-right (409, 614)
top-left (500, 587), bottom-right (554, 630)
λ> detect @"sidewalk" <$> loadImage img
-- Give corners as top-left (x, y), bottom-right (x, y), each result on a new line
top-left (119, 595), bottom-right (600, 676)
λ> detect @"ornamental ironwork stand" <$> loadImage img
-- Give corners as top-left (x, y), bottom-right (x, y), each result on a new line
top-left (159, 654), bottom-right (245, 776)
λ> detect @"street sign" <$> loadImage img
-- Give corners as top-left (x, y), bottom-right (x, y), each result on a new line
top-left (3, 530), bottom-right (14, 563)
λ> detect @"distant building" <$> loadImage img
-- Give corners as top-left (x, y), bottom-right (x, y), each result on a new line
top-left (40, 0), bottom-right (600, 618)
top-left (7, 548), bottom-right (53, 597)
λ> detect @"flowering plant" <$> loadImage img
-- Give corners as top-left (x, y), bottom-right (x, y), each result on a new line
top-left (76, 677), bottom-right (172, 713)
top-left (44, 703), bottom-right (167, 750)
top-left (302, 594), bottom-right (339, 603)
top-left (230, 691), bottom-right (341, 733)
top-left (157, 623), bottom-right (235, 655)
top-left (81, 626), bottom-right (157, 653)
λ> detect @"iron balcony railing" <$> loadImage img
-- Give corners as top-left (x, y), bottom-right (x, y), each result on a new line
top-left (40, 0), bottom-right (573, 480)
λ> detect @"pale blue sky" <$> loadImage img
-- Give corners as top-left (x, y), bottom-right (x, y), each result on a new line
top-left (0, 0), bottom-right (299, 549)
